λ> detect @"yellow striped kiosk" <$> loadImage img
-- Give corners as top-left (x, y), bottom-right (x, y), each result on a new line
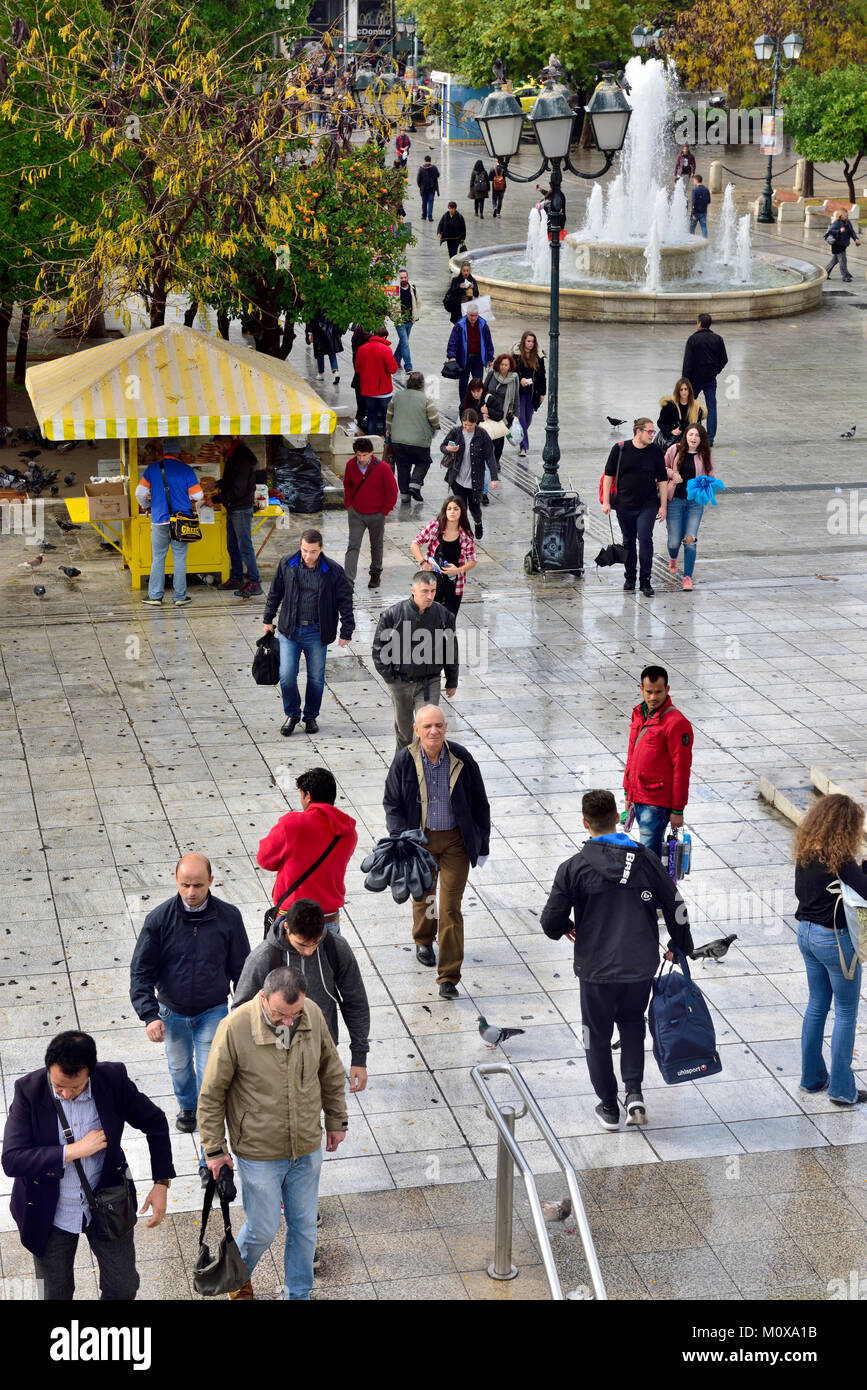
top-left (25, 324), bottom-right (336, 588)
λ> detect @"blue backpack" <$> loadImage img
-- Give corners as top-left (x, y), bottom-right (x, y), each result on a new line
top-left (648, 950), bottom-right (722, 1084)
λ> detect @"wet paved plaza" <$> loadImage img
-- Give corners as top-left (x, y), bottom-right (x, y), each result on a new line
top-left (1, 143), bottom-right (865, 1300)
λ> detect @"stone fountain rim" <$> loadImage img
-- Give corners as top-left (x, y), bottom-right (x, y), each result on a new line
top-left (565, 234), bottom-right (710, 255)
top-left (450, 244), bottom-right (826, 305)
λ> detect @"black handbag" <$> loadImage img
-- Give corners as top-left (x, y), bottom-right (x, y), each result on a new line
top-left (49, 1082), bottom-right (136, 1242)
top-left (263, 834), bottom-right (341, 933)
top-left (193, 1173), bottom-right (250, 1297)
top-left (251, 632), bottom-right (280, 685)
top-left (441, 360), bottom-right (461, 380)
top-left (158, 459), bottom-right (202, 544)
top-left (595, 513), bottom-right (628, 569)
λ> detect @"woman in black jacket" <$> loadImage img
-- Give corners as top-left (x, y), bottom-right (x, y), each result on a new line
top-left (306, 310), bottom-right (343, 385)
top-left (512, 331), bottom-right (547, 457)
top-left (444, 260), bottom-right (479, 323)
top-left (793, 794), bottom-right (866, 1107)
top-left (440, 409), bottom-right (498, 538)
top-left (437, 202), bottom-right (467, 257)
top-left (657, 377), bottom-right (705, 448)
top-left (469, 161), bottom-right (490, 217)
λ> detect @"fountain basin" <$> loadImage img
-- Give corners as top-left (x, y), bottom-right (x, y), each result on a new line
top-left (453, 245), bottom-right (825, 322)
top-left (568, 234), bottom-right (708, 284)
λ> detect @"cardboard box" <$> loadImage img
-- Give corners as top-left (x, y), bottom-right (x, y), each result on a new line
top-left (85, 479), bottom-right (129, 520)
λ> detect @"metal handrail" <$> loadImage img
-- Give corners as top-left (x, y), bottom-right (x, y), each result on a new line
top-left (471, 1062), bottom-right (608, 1301)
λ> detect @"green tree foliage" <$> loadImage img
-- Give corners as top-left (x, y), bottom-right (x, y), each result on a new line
top-left (784, 64), bottom-right (867, 202)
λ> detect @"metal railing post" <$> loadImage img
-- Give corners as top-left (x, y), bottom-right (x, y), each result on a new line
top-left (488, 1104), bottom-right (518, 1281)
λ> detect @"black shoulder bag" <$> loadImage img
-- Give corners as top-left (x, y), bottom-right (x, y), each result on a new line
top-left (193, 1172), bottom-right (250, 1296)
top-left (158, 459), bottom-right (202, 544)
top-left (263, 835), bottom-right (341, 934)
top-left (49, 1079), bottom-right (136, 1241)
top-left (595, 445), bottom-right (628, 569)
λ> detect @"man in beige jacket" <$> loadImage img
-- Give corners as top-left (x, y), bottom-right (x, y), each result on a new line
top-left (198, 966), bottom-right (347, 1301)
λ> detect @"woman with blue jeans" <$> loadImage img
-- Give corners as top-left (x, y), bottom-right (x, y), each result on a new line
top-left (664, 424), bottom-right (712, 591)
top-left (793, 794), bottom-right (867, 1107)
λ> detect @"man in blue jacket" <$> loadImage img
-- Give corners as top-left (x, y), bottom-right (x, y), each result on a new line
top-left (383, 705), bottom-right (491, 998)
top-left (2, 1030), bottom-right (175, 1299)
top-left (445, 302), bottom-right (495, 403)
top-left (135, 437), bottom-right (204, 607)
top-left (263, 527), bottom-right (355, 736)
top-left (689, 174), bottom-right (711, 237)
top-left (129, 853), bottom-right (249, 1185)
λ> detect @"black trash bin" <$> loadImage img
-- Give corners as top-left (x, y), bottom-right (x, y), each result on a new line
top-left (525, 488), bottom-right (585, 576)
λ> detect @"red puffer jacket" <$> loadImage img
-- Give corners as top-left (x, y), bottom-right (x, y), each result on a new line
top-left (356, 335), bottom-right (399, 396)
top-left (623, 696), bottom-right (693, 811)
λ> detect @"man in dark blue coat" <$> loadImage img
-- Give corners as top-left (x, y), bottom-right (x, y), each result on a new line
top-left (2, 1031), bottom-right (175, 1299)
top-left (129, 853), bottom-right (249, 1184)
top-left (383, 705), bottom-right (491, 998)
top-left (445, 302), bottom-right (495, 403)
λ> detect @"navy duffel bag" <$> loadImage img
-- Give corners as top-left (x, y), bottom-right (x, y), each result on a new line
top-left (648, 949), bottom-right (722, 1084)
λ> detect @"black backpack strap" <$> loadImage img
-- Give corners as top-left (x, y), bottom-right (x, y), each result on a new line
top-left (157, 459), bottom-right (174, 517)
top-left (270, 835), bottom-right (341, 921)
top-left (199, 1175), bottom-right (233, 1247)
top-left (320, 928), bottom-right (344, 1006)
top-left (268, 943), bottom-right (283, 973)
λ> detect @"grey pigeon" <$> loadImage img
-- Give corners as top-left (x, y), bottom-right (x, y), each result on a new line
top-left (690, 933), bottom-right (737, 960)
top-left (492, 57), bottom-right (507, 84)
top-left (840, 424), bottom-right (856, 439)
top-left (478, 1015), bottom-right (525, 1048)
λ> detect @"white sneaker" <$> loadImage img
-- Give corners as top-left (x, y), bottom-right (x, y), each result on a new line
top-left (625, 1091), bottom-right (647, 1125)
top-left (316, 373), bottom-right (325, 382)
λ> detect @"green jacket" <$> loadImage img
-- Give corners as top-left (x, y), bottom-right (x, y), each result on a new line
top-left (386, 388), bottom-right (440, 447)
top-left (197, 996), bottom-right (348, 1162)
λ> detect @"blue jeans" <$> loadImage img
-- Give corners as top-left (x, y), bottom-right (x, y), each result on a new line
top-left (278, 626), bottom-right (328, 720)
top-left (797, 919), bottom-right (861, 1104)
top-left (692, 380), bottom-right (717, 443)
top-left (615, 504), bottom-right (656, 586)
top-left (148, 523), bottom-right (189, 601)
top-left (235, 1149), bottom-right (323, 1300)
top-left (690, 212), bottom-right (708, 237)
top-left (633, 803), bottom-right (670, 858)
top-left (365, 396), bottom-right (390, 436)
top-left (394, 323), bottom-right (413, 370)
top-left (160, 1002), bottom-right (227, 1172)
top-left (421, 189), bottom-right (435, 220)
top-left (666, 497), bottom-right (703, 578)
top-left (226, 507), bottom-right (259, 584)
top-left (316, 353), bottom-right (339, 374)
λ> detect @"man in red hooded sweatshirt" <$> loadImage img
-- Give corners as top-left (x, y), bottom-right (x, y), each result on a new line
top-left (623, 664), bottom-right (693, 859)
top-left (257, 767), bottom-right (358, 934)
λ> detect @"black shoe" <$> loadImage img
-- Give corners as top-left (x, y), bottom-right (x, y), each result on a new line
top-left (220, 576), bottom-right (243, 590)
top-left (830, 1089), bottom-right (867, 1107)
top-left (474, 523), bottom-right (483, 539)
top-left (595, 1102), bottom-right (620, 1131)
top-left (408, 486), bottom-right (423, 501)
top-left (281, 717), bottom-right (299, 737)
top-left (368, 572), bottom-right (381, 588)
top-left (416, 944), bottom-right (436, 966)
top-left (639, 583), bottom-right (655, 597)
top-left (176, 1109), bottom-right (197, 1133)
top-left (240, 581), bottom-right (262, 598)
top-left (304, 718), bottom-right (319, 734)
top-left (623, 579), bottom-right (635, 592)
top-left (625, 1090), bottom-right (647, 1126)
top-left (481, 493), bottom-right (489, 506)
top-left (438, 980), bottom-right (459, 999)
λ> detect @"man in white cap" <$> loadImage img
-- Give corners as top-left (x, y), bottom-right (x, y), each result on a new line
top-left (136, 438), bottom-right (204, 607)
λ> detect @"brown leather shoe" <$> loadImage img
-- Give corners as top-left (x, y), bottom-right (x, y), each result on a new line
top-left (229, 1279), bottom-right (254, 1300)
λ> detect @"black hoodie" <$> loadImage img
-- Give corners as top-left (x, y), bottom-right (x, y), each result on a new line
top-left (541, 835), bottom-right (693, 983)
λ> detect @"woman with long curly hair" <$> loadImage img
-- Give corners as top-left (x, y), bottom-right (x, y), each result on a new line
top-left (793, 794), bottom-right (867, 1107)
top-left (511, 330), bottom-right (546, 458)
top-left (410, 495), bottom-right (477, 615)
top-left (664, 424), bottom-right (713, 591)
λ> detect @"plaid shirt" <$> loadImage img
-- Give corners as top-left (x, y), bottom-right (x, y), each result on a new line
top-left (413, 520), bottom-right (476, 597)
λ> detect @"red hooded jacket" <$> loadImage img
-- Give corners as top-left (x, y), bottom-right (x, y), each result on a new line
top-left (356, 335), bottom-right (399, 396)
top-left (257, 802), bottom-right (358, 913)
top-left (623, 696), bottom-right (693, 812)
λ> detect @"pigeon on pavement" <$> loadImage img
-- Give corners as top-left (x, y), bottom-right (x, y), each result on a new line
top-left (606, 415), bottom-right (626, 428)
top-left (690, 933), bottom-right (737, 960)
top-left (18, 554), bottom-right (43, 571)
top-left (840, 425), bottom-right (856, 439)
top-left (58, 565), bottom-right (82, 581)
top-left (32, 584), bottom-right (46, 597)
top-left (478, 1016), bottom-right (525, 1048)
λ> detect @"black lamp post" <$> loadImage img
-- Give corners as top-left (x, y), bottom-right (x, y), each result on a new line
top-left (477, 79), bottom-right (632, 492)
top-left (753, 30), bottom-right (804, 224)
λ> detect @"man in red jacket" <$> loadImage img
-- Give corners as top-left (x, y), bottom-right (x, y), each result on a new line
top-left (343, 437), bottom-right (398, 589)
top-left (257, 767), bottom-right (358, 933)
top-left (623, 664), bottom-right (693, 858)
top-left (355, 326), bottom-right (399, 437)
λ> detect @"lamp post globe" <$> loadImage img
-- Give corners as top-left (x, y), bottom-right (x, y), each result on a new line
top-left (476, 90), bottom-right (525, 160)
top-left (585, 78), bottom-right (632, 154)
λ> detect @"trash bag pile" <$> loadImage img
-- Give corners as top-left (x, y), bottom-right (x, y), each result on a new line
top-left (272, 439), bottom-right (324, 514)
top-left (361, 830), bottom-right (437, 904)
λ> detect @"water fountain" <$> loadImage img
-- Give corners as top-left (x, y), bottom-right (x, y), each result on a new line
top-left (463, 56), bottom-right (823, 322)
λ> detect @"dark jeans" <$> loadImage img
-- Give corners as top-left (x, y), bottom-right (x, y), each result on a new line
top-left (492, 189), bottom-right (504, 215)
top-left (579, 978), bottom-right (653, 1108)
top-left (615, 504), bottom-right (657, 585)
top-left (421, 189), bottom-right (435, 220)
top-left (34, 1220), bottom-right (139, 1301)
top-left (473, 197), bottom-right (486, 216)
top-left (278, 625), bottom-right (328, 720)
top-left (226, 507), bottom-right (259, 584)
top-left (452, 481), bottom-right (481, 525)
top-left (392, 442), bottom-right (431, 496)
top-left (492, 436), bottom-right (505, 464)
top-left (518, 393), bottom-right (535, 450)
top-left (458, 354), bottom-right (484, 403)
top-left (365, 396), bottom-right (391, 437)
top-left (435, 580), bottom-right (461, 615)
top-left (692, 379), bottom-right (717, 444)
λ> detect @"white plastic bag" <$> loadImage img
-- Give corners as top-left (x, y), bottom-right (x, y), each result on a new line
top-left (507, 417), bottom-right (523, 447)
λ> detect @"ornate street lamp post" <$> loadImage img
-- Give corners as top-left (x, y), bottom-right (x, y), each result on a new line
top-left (477, 78), bottom-right (632, 492)
top-left (753, 30), bottom-right (804, 224)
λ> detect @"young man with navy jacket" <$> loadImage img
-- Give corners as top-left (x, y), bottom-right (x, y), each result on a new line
top-left (541, 790), bottom-right (693, 1131)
